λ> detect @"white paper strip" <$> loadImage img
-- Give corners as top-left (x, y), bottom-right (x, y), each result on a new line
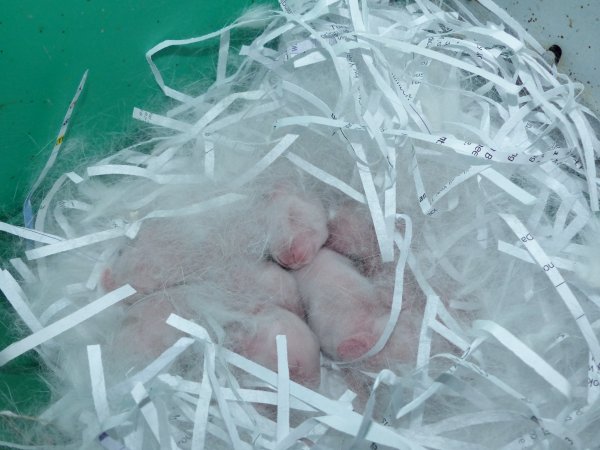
top-left (131, 383), bottom-right (177, 449)
top-left (25, 227), bottom-right (125, 260)
top-left (0, 285), bottom-right (135, 366)
top-left (191, 352), bottom-right (213, 450)
top-left (222, 348), bottom-right (423, 449)
top-left (9, 258), bottom-right (37, 284)
top-left (88, 164), bottom-right (202, 185)
top-left (231, 134), bottom-right (299, 188)
top-left (0, 270), bottom-right (42, 332)
top-left (87, 344), bottom-right (110, 424)
top-left (353, 143), bottom-right (394, 262)
top-left (480, 168), bottom-right (536, 205)
top-left (473, 320), bottom-right (571, 398)
top-left (500, 213), bottom-right (600, 362)
top-left (0, 221), bottom-right (62, 245)
top-left (23, 70), bottom-right (88, 228)
top-left (358, 33), bottom-right (520, 95)
top-left (285, 153), bottom-right (365, 203)
top-left (114, 337), bottom-right (195, 396)
top-left (275, 335), bottom-right (290, 443)
top-left (132, 107), bottom-right (191, 132)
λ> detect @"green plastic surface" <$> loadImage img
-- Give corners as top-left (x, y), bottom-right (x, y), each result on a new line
top-left (0, 0), bottom-right (275, 427)
top-left (0, 0), bottom-right (278, 219)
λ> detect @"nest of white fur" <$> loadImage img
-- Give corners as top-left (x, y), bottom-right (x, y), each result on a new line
top-left (1, 0), bottom-right (600, 449)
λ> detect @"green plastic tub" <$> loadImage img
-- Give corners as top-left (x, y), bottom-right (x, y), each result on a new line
top-left (0, 0), bottom-right (273, 431)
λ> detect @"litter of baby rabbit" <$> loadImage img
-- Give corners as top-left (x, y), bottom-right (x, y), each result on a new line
top-left (1, 0), bottom-right (600, 448)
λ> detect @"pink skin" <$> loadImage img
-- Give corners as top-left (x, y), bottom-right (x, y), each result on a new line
top-left (326, 201), bottom-right (382, 277)
top-left (101, 222), bottom-right (210, 294)
top-left (109, 293), bottom-right (181, 370)
top-left (264, 190), bottom-right (329, 270)
top-left (216, 261), bottom-right (321, 386)
top-left (226, 260), bottom-right (305, 318)
top-left (102, 188), bottom-right (329, 294)
top-left (231, 306), bottom-right (321, 388)
top-left (294, 248), bottom-right (422, 369)
top-left (107, 255), bottom-right (318, 385)
top-left (100, 221), bottom-right (307, 304)
top-left (111, 290), bottom-right (319, 387)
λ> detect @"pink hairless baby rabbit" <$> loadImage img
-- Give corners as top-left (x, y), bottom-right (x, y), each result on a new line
top-left (263, 186), bottom-right (329, 270)
top-left (103, 182), bottom-right (420, 388)
top-left (102, 186), bottom-right (330, 293)
top-left (109, 259), bottom-right (322, 387)
top-left (326, 200), bottom-right (383, 277)
top-left (294, 248), bottom-right (422, 370)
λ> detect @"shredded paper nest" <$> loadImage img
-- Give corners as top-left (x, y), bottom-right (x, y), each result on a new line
top-left (2, 0), bottom-right (600, 448)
